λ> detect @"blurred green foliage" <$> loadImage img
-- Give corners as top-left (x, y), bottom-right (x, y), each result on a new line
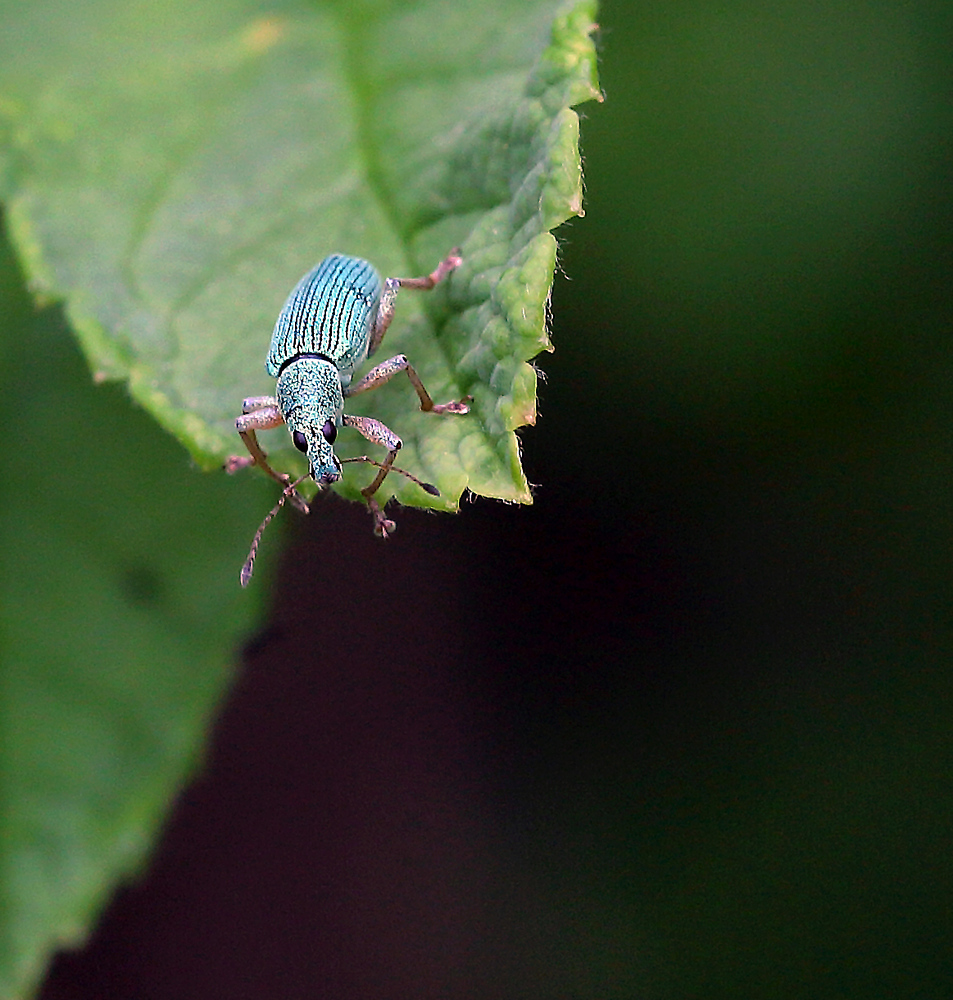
top-left (561, 0), bottom-right (952, 430)
top-left (0, 221), bottom-right (274, 996)
top-left (521, 0), bottom-right (953, 995)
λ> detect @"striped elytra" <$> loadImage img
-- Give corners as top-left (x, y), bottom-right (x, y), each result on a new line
top-left (266, 254), bottom-right (383, 378)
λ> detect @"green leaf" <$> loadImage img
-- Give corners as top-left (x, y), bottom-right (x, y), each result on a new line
top-left (0, 224), bottom-right (279, 998)
top-left (0, 2), bottom-right (600, 997)
top-left (0, 0), bottom-right (600, 511)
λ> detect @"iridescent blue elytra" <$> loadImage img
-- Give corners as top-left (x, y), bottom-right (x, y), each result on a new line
top-left (267, 254), bottom-right (380, 381)
top-left (228, 249), bottom-right (470, 585)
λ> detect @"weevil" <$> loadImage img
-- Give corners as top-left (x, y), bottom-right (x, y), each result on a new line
top-left (227, 249), bottom-right (469, 585)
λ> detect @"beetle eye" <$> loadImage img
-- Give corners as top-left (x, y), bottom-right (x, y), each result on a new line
top-left (292, 430), bottom-right (308, 452)
top-left (322, 420), bottom-right (337, 444)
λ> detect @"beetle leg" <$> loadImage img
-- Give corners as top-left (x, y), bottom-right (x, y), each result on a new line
top-left (239, 395), bottom-right (280, 413)
top-left (342, 456), bottom-right (439, 496)
top-left (342, 413), bottom-right (404, 537)
top-left (344, 354), bottom-right (470, 415)
top-left (227, 399), bottom-right (309, 513)
top-left (368, 248), bottom-right (462, 355)
top-left (394, 248), bottom-right (462, 290)
top-left (368, 278), bottom-right (400, 356)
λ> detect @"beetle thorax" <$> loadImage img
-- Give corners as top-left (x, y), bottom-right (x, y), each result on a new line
top-left (276, 357), bottom-right (342, 421)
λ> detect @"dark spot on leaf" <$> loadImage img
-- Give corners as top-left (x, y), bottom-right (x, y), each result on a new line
top-left (120, 565), bottom-right (163, 605)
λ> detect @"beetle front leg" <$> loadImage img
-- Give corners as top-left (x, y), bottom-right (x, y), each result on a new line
top-left (227, 397), bottom-right (309, 513)
top-left (345, 354), bottom-right (470, 415)
top-left (342, 413), bottom-right (404, 537)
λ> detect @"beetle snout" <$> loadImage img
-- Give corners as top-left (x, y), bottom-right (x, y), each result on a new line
top-left (317, 469), bottom-right (341, 487)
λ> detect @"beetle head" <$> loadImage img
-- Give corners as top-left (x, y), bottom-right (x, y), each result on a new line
top-left (275, 359), bottom-right (344, 486)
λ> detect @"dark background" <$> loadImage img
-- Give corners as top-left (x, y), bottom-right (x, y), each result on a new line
top-left (41, 0), bottom-right (953, 997)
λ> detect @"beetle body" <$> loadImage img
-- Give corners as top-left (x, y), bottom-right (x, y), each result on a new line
top-left (268, 254), bottom-right (383, 485)
top-left (229, 248), bottom-right (468, 583)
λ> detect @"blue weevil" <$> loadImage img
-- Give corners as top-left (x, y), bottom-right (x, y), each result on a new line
top-left (227, 249), bottom-right (469, 585)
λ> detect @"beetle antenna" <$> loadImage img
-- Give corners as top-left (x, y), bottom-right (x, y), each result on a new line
top-left (241, 474), bottom-right (310, 587)
top-left (341, 456), bottom-right (440, 496)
